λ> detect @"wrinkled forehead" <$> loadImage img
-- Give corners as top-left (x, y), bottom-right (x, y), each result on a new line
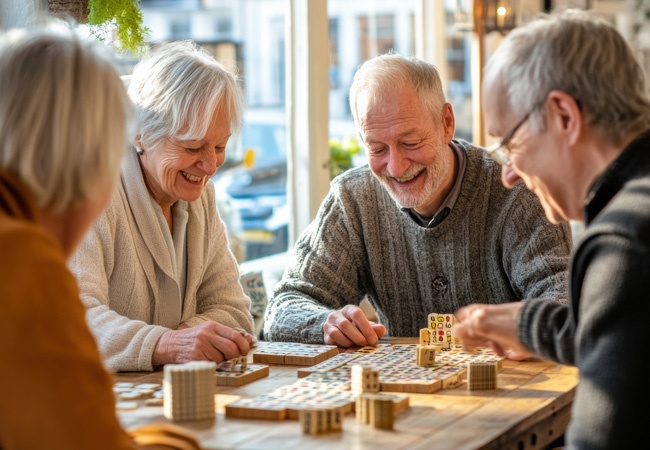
top-left (356, 83), bottom-right (417, 115)
top-left (356, 89), bottom-right (388, 120)
top-left (358, 96), bottom-right (419, 139)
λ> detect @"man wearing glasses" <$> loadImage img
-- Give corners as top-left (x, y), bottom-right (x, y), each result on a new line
top-left (264, 51), bottom-right (572, 347)
top-left (453, 9), bottom-right (650, 448)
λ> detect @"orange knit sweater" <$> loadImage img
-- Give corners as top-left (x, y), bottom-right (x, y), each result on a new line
top-left (0, 169), bottom-right (136, 450)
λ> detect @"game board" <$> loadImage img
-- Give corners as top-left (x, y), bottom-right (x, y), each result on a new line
top-left (224, 371), bottom-right (410, 420)
top-left (299, 344), bottom-right (502, 393)
top-left (225, 343), bottom-right (504, 420)
top-left (252, 341), bottom-right (340, 365)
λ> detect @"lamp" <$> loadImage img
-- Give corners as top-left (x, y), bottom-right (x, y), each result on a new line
top-left (456, 0), bottom-right (519, 35)
top-left (452, 0), bottom-right (519, 146)
top-left (481, 0), bottom-right (518, 35)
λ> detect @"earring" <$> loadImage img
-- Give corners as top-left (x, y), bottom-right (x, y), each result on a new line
top-left (135, 146), bottom-right (144, 155)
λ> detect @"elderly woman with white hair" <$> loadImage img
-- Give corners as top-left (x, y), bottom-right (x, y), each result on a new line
top-left (69, 40), bottom-right (255, 372)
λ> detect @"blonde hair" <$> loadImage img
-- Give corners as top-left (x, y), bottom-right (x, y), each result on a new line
top-left (0, 21), bottom-right (132, 212)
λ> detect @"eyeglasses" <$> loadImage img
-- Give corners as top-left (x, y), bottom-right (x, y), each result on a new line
top-left (485, 112), bottom-right (532, 166)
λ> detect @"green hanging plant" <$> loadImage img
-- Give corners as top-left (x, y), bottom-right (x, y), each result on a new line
top-left (87, 0), bottom-right (149, 54)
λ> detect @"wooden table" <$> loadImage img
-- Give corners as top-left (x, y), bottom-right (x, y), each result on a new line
top-left (114, 338), bottom-right (578, 450)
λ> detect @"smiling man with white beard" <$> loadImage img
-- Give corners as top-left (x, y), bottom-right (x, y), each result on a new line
top-left (264, 53), bottom-right (573, 348)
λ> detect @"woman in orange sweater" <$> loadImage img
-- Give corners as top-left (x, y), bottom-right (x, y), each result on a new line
top-left (0, 21), bottom-right (198, 450)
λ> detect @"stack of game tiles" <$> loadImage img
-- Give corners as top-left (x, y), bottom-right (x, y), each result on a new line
top-left (299, 407), bottom-right (343, 434)
top-left (467, 361), bottom-right (498, 390)
top-left (163, 361), bottom-right (217, 421)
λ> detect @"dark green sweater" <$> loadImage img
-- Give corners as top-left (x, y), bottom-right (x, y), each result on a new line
top-left (264, 141), bottom-right (572, 343)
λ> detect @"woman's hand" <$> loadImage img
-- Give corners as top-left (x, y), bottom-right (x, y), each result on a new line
top-left (152, 321), bottom-right (252, 365)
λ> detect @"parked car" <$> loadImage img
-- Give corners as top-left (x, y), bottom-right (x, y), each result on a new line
top-left (213, 108), bottom-right (360, 262)
top-left (213, 109), bottom-right (288, 261)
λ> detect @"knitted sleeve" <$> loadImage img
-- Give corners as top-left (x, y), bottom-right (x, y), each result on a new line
top-left (264, 186), bottom-right (367, 343)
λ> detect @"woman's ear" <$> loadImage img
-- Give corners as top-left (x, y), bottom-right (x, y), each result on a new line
top-left (134, 134), bottom-right (144, 155)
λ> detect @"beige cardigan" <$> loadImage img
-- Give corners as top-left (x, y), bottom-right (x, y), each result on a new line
top-left (69, 149), bottom-right (254, 372)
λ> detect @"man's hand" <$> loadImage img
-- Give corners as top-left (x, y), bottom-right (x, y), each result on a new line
top-left (453, 302), bottom-right (532, 360)
top-left (323, 305), bottom-right (386, 347)
top-left (152, 321), bottom-right (253, 366)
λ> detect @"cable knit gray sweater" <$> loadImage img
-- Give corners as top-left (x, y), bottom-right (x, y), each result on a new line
top-left (264, 141), bottom-right (572, 343)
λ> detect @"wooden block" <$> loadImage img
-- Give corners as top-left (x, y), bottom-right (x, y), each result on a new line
top-left (419, 328), bottom-right (432, 346)
top-left (355, 395), bottom-right (370, 423)
top-left (427, 313), bottom-right (457, 349)
top-left (368, 396), bottom-right (394, 430)
top-left (225, 398), bottom-right (288, 420)
top-left (351, 364), bottom-right (380, 396)
top-left (285, 346), bottom-right (338, 365)
top-left (355, 393), bottom-right (409, 412)
top-left (163, 361), bottom-right (216, 422)
top-left (226, 355), bottom-right (248, 372)
top-left (380, 378), bottom-right (442, 394)
top-left (298, 407), bottom-right (344, 433)
top-left (437, 366), bottom-right (467, 389)
top-left (253, 353), bottom-right (287, 365)
top-left (416, 345), bottom-right (436, 367)
top-left (381, 393), bottom-right (410, 415)
top-left (285, 395), bottom-right (353, 420)
top-left (355, 393), bottom-right (406, 426)
top-left (253, 342), bottom-right (339, 366)
top-left (300, 409), bottom-right (328, 434)
top-left (467, 361), bottom-right (498, 390)
top-left (216, 364), bottom-right (269, 387)
top-left (428, 313), bottom-right (456, 329)
top-left (328, 407), bottom-right (343, 432)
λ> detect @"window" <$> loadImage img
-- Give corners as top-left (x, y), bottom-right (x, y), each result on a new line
top-left (169, 16), bottom-right (191, 40)
top-left (358, 14), bottom-right (397, 60)
top-left (329, 18), bottom-right (340, 89)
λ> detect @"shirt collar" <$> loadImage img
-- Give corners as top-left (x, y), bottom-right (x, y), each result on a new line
top-left (402, 140), bottom-right (467, 228)
top-left (585, 130), bottom-right (650, 223)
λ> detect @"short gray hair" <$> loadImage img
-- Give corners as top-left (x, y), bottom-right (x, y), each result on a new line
top-left (0, 22), bottom-right (131, 212)
top-left (349, 53), bottom-right (447, 127)
top-left (128, 40), bottom-right (245, 150)
top-left (484, 9), bottom-right (650, 145)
